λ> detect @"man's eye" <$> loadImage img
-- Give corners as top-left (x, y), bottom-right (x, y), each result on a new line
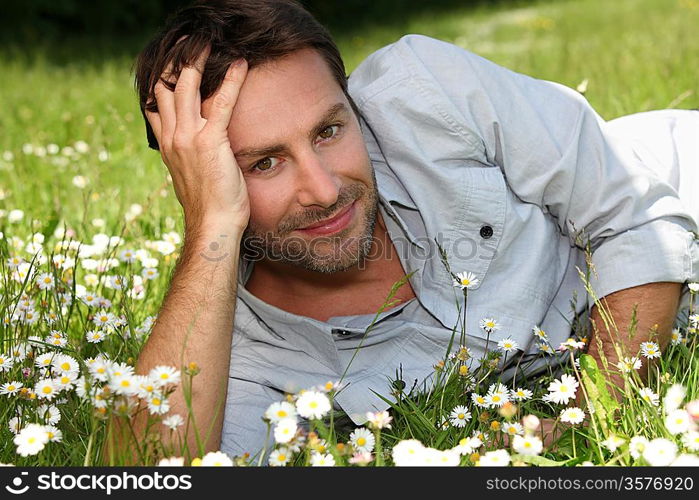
top-left (252, 157), bottom-right (279, 172)
top-left (318, 125), bottom-right (339, 140)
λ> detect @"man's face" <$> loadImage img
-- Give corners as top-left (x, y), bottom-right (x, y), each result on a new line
top-left (222, 48), bottom-right (378, 273)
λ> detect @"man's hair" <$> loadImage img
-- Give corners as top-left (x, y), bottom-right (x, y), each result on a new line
top-left (134, 0), bottom-right (355, 150)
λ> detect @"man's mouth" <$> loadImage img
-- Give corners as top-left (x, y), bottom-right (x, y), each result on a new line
top-left (297, 201), bottom-right (356, 235)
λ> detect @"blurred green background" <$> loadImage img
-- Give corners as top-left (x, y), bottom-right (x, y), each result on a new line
top-left (0, 0), bottom-right (697, 241)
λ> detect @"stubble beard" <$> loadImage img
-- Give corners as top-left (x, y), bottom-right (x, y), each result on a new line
top-left (242, 168), bottom-right (379, 273)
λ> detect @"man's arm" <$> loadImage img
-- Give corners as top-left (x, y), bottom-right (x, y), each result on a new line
top-left (586, 281), bottom-right (682, 397)
top-left (104, 49), bottom-right (250, 464)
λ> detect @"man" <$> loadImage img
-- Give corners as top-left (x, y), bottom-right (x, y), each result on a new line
top-left (129, 0), bottom-right (699, 459)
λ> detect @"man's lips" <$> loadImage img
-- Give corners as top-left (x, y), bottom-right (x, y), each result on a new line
top-left (297, 202), bottom-right (355, 233)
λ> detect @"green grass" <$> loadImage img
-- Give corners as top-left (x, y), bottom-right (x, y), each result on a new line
top-left (0, 0), bottom-right (697, 466)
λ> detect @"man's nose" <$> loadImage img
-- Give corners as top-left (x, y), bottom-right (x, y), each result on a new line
top-left (294, 152), bottom-right (341, 208)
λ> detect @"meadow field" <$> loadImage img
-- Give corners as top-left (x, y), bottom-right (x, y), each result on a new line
top-left (0, 0), bottom-right (697, 466)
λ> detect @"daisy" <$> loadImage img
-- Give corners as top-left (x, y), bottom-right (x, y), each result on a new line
top-left (0, 355), bottom-right (15, 372)
top-left (35, 352), bottom-right (56, 370)
top-left (485, 392), bottom-right (508, 408)
top-left (671, 454), bottom-right (699, 466)
top-left (538, 343), bottom-right (554, 354)
top-left (453, 271), bottom-right (479, 290)
top-left (522, 414), bottom-right (540, 433)
top-left (273, 418), bottom-right (298, 444)
top-left (149, 365), bottom-right (181, 388)
top-left (638, 387), bottom-right (660, 406)
top-left (34, 379), bottom-right (57, 401)
top-left (670, 328), bottom-right (683, 346)
top-left (602, 435), bottom-right (625, 452)
top-left (162, 414), bottom-right (185, 431)
top-left (108, 373), bottom-right (138, 396)
top-left (46, 334), bottom-right (67, 348)
top-left (616, 357), bottom-right (642, 373)
top-left (158, 457), bottom-right (185, 466)
top-left (86, 329), bottom-right (107, 343)
top-left (497, 338), bottom-right (519, 352)
top-left (147, 394), bottom-right (170, 415)
top-left (14, 424), bottom-right (49, 457)
top-left (392, 439), bottom-right (425, 466)
top-left (511, 388), bottom-right (533, 401)
top-left (310, 452), bottom-right (335, 467)
top-left (502, 422), bottom-right (523, 436)
top-left (295, 391), bottom-right (331, 420)
top-left (532, 326), bottom-right (548, 341)
top-left (348, 452), bottom-right (373, 465)
top-left (44, 426), bottom-right (62, 443)
top-left (366, 410), bottom-right (392, 430)
top-left (546, 374), bottom-right (579, 404)
top-left (92, 311), bottom-right (116, 329)
top-left (471, 393), bottom-right (488, 408)
top-left (9, 417), bottom-right (22, 434)
top-left (629, 436), bottom-right (649, 459)
top-left (452, 436), bottom-right (482, 456)
top-left (88, 359), bottom-right (110, 382)
top-left (689, 283), bottom-right (699, 293)
top-left (449, 406), bottom-right (472, 428)
top-left (53, 354), bottom-right (79, 375)
top-left (642, 438), bottom-right (677, 466)
top-left (663, 384), bottom-right (686, 411)
top-left (349, 427), bottom-right (375, 453)
top-left (560, 407), bottom-right (585, 424)
top-left (264, 401), bottom-right (297, 423)
top-left (141, 268), bottom-right (159, 280)
top-left (681, 431), bottom-right (699, 452)
top-left (36, 272), bottom-right (55, 290)
top-left (512, 435), bottom-right (543, 456)
top-left (479, 318), bottom-right (500, 333)
top-left (665, 409), bottom-right (693, 435)
top-left (639, 341), bottom-right (661, 359)
top-left (268, 448), bottom-right (292, 466)
top-left (200, 451), bottom-right (233, 466)
top-left (477, 449), bottom-right (510, 466)
top-left (0, 381), bottom-right (23, 395)
top-left (81, 294), bottom-right (101, 307)
top-left (558, 338), bottom-right (585, 351)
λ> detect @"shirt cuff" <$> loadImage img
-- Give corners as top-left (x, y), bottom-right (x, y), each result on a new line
top-left (587, 219), bottom-right (699, 305)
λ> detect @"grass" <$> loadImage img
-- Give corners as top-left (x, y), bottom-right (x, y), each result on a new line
top-left (0, 0), bottom-right (697, 466)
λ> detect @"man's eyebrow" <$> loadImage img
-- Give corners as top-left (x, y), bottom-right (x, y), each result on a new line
top-left (234, 102), bottom-right (349, 160)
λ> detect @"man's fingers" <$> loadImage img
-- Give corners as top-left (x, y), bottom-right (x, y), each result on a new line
top-left (154, 62), bottom-right (177, 147)
top-left (144, 109), bottom-right (163, 147)
top-left (203, 59), bottom-right (248, 133)
top-left (174, 45), bottom-right (211, 130)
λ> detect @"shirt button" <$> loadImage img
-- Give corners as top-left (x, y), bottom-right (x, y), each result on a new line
top-left (331, 328), bottom-right (352, 336)
top-left (480, 225), bottom-right (494, 239)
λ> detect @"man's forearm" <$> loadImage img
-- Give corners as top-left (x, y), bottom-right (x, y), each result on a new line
top-left (586, 281), bottom-right (682, 395)
top-left (108, 216), bottom-right (244, 463)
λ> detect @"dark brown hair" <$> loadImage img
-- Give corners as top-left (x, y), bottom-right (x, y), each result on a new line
top-left (134, 0), bottom-right (355, 150)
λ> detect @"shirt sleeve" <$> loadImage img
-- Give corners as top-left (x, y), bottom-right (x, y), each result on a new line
top-left (375, 34), bottom-right (699, 300)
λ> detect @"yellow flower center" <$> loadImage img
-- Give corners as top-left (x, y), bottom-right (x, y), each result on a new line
top-left (357, 437), bottom-right (366, 446)
top-left (8, 385), bottom-right (16, 391)
top-left (120, 380), bottom-right (130, 387)
top-left (152, 398), bottom-right (161, 406)
top-left (309, 401), bottom-right (318, 409)
top-left (42, 386), bottom-right (52, 394)
top-left (458, 413), bottom-right (465, 419)
top-left (278, 454), bottom-right (286, 461)
top-left (28, 437), bottom-right (36, 444)
top-left (61, 362), bottom-right (70, 370)
top-left (277, 410), bottom-right (287, 418)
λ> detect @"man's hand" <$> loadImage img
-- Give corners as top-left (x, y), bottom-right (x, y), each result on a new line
top-left (146, 46), bottom-right (250, 230)
top-left (586, 282), bottom-right (682, 401)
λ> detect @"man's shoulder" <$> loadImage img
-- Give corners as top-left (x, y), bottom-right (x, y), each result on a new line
top-left (348, 34), bottom-right (467, 101)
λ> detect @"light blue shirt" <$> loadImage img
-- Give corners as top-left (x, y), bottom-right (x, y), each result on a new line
top-left (220, 35), bottom-right (699, 458)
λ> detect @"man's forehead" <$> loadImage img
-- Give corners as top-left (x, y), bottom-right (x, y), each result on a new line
top-left (226, 49), bottom-right (348, 149)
